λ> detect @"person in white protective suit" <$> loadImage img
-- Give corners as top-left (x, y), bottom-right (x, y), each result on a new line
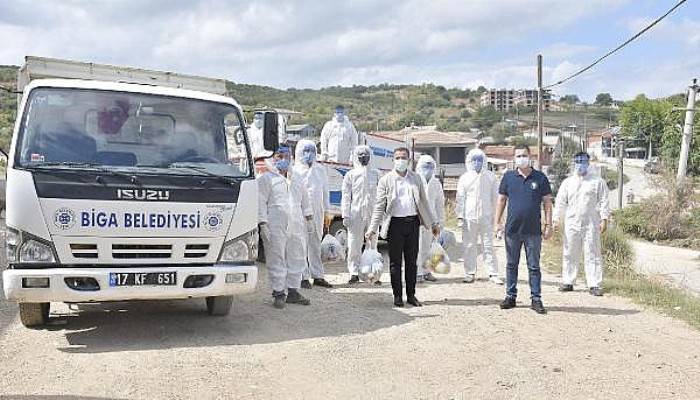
top-left (554, 152), bottom-right (610, 297)
top-left (257, 147), bottom-right (315, 308)
top-left (415, 155), bottom-right (445, 283)
top-left (341, 145), bottom-right (380, 285)
top-left (456, 148), bottom-right (503, 284)
top-left (320, 105), bottom-right (358, 164)
top-left (293, 139), bottom-right (334, 289)
top-left (247, 111), bottom-right (267, 159)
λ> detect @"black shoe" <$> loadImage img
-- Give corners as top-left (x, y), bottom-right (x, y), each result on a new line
top-left (374, 280), bottom-right (382, 286)
top-left (407, 296), bottom-right (422, 307)
top-left (393, 296), bottom-right (404, 307)
top-left (348, 275), bottom-right (360, 284)
top-left (313, 278), bottom-right (333, 288)
top-left (272, 291), bottom-right (286, 309)
top-left (500, 297), bottom-right (516, 309)
top-left (558, 284), bottom-right (574, 292)
top-left (531, 299), bottom-right (547, 314)
top-left (589, 287), bottom-right (603, 297)
top-left (423, 273), bottom-right (437, 282)
top-left (286, 289), bottom-right (311, 305)
top-left (300, 279), bottom-right (312, 289)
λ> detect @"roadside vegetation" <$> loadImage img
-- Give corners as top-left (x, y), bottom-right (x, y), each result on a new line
top-left (614, 171), bottom-right (700, 250)
top-left (543, 224), bottom-right (700, 331)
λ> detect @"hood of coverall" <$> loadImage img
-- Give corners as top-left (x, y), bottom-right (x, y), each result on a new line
top-left (352, 145), bottom-right (372, 169)
top-left (465, 148), bottom-right (487, 172)
top-left (416, 154), bottom-right (437, 181)
top-left (294, 139), bottom-right (317, 167)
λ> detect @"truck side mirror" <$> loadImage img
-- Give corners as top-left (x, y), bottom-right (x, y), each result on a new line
top-left (263, 112), bottom-right (279, 152)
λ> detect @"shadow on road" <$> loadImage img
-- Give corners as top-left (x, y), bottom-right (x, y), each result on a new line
top-left (46, 288), bottom-right (424, 354)
top-left (546, 305), bottom-right (640, 316)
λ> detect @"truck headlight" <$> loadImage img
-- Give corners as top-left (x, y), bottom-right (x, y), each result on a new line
top-left (218, 230), bottom-right (258, 263)
top-left (20, 238), bottom-right (57, 263)
top-left (219, 239), bottom-right (249, 262)
top-left (6, 228), bottom-right (20, 263)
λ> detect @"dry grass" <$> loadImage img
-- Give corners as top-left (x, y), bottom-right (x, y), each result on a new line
top-left (543, 225), bottom-right (700, 331)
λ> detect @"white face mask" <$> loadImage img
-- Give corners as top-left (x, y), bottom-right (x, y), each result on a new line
top-left (515, 156), bottom-right (530, 168)
top-left (394, 159), bottom-right (409, 172)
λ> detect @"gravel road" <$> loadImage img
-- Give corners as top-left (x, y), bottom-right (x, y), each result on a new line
top-left (1, 236), bottom-right (699, 399)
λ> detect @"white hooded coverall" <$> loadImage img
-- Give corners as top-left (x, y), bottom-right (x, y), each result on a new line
top-left (320, 115), bottom-right (358, 164)
top-left (415, 155), bottom-right (445, 276)
top-left (456, 148), bottom-right (499, 278)
top-left (257, 165), bottom-right (313, 293)
top-left (554, 172), bottom-right (610, 288)
top-left (293, 139), bottom-right (330, 280)
top-left (341, 145), bottom-right (379, 275)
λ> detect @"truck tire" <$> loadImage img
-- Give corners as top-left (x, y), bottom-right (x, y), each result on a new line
top-left (206, 296), bottom-right (233, 316)
top-left (328, 220), bottom-right (348, 248)
top-left (19, 302), bottom-right (50, 327)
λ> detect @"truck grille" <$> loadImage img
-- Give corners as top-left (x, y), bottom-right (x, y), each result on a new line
top-left (184, 244), bottom-right (210, 258)
top-left (70, 243), bottom-right (98, 259)
top-left (112, 244), bottom-right (172, 259)
top-left (69, 243), bottom-right (211, 260)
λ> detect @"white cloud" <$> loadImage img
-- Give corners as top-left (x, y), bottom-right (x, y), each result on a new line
top-left (1, 0), bottom-right (694, 101)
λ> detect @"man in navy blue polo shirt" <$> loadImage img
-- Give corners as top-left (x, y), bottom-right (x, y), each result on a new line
top-left (494, 144), bottom-right (553, 314)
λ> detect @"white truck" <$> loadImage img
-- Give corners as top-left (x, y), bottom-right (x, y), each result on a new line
top-left (2, 56), bottom-right (279, 327)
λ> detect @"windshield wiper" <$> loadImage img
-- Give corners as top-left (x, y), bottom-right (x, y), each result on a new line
top-left (28, 161), bottom-right (102, 169)
top-left (28, 162), bottom-right (138, 182)
top-left (165, 163), bottom-right (236, 185)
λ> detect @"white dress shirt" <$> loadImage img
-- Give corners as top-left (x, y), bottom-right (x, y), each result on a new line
top-left (392, 175), bottom-right (418, 217)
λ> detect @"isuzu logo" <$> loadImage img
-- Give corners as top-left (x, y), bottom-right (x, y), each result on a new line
top-left (116, 189), bottom-right (170, 201)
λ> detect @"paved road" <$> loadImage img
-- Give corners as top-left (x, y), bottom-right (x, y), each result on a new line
top-left (632, 240), bottom-right (700, 297)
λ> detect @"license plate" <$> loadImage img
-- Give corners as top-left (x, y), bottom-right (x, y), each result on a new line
top-left (109, 272), bottom-right (177, 287)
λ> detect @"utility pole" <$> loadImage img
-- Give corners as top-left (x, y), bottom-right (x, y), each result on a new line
top-left (618, 138), bottom-right (625, 209)
top-left (677, 78), bottom-right (699, 183)
top-left (537, 54), bottom-right (543, 168)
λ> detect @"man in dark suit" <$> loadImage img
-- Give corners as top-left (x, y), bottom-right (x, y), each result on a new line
top-left (366, 147), bottom-right (440, 307)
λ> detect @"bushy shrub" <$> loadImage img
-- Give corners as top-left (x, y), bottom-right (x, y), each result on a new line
top-left (601, 226), bottom-right (635, 273)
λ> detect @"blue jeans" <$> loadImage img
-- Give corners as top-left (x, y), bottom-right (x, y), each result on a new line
top-left (504, 233), bottom-right (542, 300)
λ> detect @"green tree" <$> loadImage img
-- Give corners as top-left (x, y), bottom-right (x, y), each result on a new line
top-left (595, 92), bottom-right (613, 106)
top-left (619, 94), bottom-right (670, 159)
top-left (471, 105), bottom-right (501, 129)
top-left (560, 94), bottom-right (580, 105)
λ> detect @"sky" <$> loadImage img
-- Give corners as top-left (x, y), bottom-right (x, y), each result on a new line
top-left (1, 0), bottom-right (698, 102)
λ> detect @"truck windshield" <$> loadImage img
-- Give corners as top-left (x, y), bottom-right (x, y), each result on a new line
top-left (16, 88), bottom-right (251, 177)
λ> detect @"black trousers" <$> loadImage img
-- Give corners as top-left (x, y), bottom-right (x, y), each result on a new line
top-left (387, 216), bottom-right (420, 298)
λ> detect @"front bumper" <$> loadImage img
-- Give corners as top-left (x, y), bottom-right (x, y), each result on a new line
top-left (2, 264), bottom-right (258, 303)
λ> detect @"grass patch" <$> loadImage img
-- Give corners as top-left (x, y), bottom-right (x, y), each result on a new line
top-left (543, 225), bottom-right (700, 331)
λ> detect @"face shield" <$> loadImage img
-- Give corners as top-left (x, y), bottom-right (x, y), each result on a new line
top-left (573, 154), bottom-right (590, 175)
top-left (272, 147), bottom-right (291, 173)
top-left (335, 106), bottom-right (345, 122)
top-left (301, 142), bottom-right (317, 165)
top-left (417, 161), bottom-right (436, 181)
top-left (253, 113), bottom-right (263, 129)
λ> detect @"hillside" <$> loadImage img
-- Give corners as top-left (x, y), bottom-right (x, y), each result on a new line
top-left (0, 64), bottom-right (618, 152)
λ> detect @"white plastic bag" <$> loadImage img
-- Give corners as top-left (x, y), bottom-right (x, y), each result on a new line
top-left (438, 230), bottom-right (457, 252)
top-left (359, 245), bottom-right (383, 282)
top-left (321, 234), bottom-right (345, 262)
top-left (426, 240), bottom-right (451, 274)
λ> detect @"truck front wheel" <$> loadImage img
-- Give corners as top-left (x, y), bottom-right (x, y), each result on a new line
top-left (19, 302), bottom-right (50, 327)
top-left (206, 296), bottom-right (233, 316)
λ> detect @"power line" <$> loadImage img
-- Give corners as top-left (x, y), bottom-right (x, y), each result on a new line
top-left (544, 0), bottom-right (688, 89)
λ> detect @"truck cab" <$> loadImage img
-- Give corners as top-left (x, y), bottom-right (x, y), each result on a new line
top-left (3, 57), bottom-right (276, 327)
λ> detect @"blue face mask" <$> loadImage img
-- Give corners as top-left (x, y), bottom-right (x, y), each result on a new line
top-left (274, 158), bottom-right (290, 171)
top-left (471, 156), bottom-right (484, 172)
top-left (302, 151), bottom-right (316, 165)
top-left (575, 162), bottom-right (589, 175)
